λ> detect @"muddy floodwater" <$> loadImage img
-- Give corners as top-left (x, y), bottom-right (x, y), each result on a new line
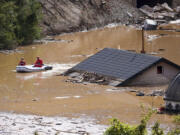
top-left (0, 25), bottom-right (180, 126)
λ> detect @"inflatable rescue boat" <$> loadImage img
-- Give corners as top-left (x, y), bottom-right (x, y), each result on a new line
top-left (16, 65), bottom-right (53, 73)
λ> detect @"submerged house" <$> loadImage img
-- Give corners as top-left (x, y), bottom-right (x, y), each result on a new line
top-left (65, 48), bottom-right (180, 86)
top-left (164, 74), bottom-right (180, 111)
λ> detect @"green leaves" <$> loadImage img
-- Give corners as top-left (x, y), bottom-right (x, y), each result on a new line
top-left (0, 0), bottom-right (42, 49)
top-left (0, 1), bottom-right (17, 49)
top-left (104, 109), bottom-right (164, 135)
top-left (104, 109), bottom-right (180, 135)
top-left (15, 0), bottom-right (42, 45)
top-left (151, 122), bottom-right (164, 135)
top-left (104, 118), bottom-right (136, 135)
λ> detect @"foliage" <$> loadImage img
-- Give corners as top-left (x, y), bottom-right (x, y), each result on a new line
top-left (104, 109), bottom-right (155, 135)
top-left (104, 118), bottom-right (136, 135)
top-left (151, 122), bottom-right (164, 135)
top-left (167, 115), bottom-right (180, 135)
top-left (0, 0), bottom-right (42, 49)
top-left (0, 1), bottom-right (17, 49)
top-left (104, 111), bottom-right (180, 135)
top-left (34, 131), bottom-right (39, 135)
top-left (167, 128), bottom-right (180, 135)
top-left (13, 0), bottom-right (42, 45)
top-left (173, 115), bottom-right (180, 125)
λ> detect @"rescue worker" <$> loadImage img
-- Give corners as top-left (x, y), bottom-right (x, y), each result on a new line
top-left (18, 58), bottom-right (26, 66)
top-left (34, 57), bottom-right (43, 67)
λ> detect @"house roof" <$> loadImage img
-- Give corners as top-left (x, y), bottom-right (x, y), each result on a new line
top-left (67, 48), bottom-right (180, 86)
top-left (164, 73), bottom-right (180, 102)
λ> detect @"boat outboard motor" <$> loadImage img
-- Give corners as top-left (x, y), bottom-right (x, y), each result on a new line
top-left (45, 66), bottom-right (53, 70)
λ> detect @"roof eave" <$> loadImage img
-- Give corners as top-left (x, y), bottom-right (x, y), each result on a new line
top-left (164, 97), bottom-right (180, 102)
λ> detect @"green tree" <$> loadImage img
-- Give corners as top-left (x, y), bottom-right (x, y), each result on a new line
top-left (0, 0), bottom-right (42, 50)
top-left (14, 0), bottom-right (42, 45)
top-left (0, 1), bottom-right (17, 49)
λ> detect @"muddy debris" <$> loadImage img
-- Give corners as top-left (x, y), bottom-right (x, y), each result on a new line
top-left (136, 91), bottom-right (145, 96)
top-left (139, 3), bottom-right (180, 24)
top-left (146, 90), bottom-right (165, 96)
top-left (66, 72), bottom-right (115, 85)
top-left (0, 49), bottom-right (24, 54)
top-left (33, 36), bottom-right (73, 44)
top-left (135, 90), bottom-right (165, 97)
top-left (32, 98), bottom-right (39, 102)
top-left (0, 112), bottom-right (106, 135)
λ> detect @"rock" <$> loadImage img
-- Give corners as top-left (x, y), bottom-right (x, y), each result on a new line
top-left (141, 5), bottom-right (154, 13)
top-left (12, 123), bottom-right (16, 126)
top-left (144, 19), bottom-right (157, 30)
top-left (175, 6), bottom-right (180, 13)
top-left (139, 8), bottom-right (154, 18)
top-left (39, 0), bottom-right (142, 35)
top-left (147, 90), bottom-right (164, 96)
top-left (153, 5), bottom-right (164, 12)
top-left (71, 122), bottom-right (78, 124)
top-left (69, 72), bottom-right (81, 78)
top-left (56, 123), bottom-right (62, 125)
top-left (140, 2), bottom-right (180, 26)
top-left (161, 3), bottom-right (174, 12)
top-left (129, 90), bottom-right (137, 92)
top-left (32, 98), bottom-right (39, 101)
top-left (127, 12), bottom-right (133, 18)
top-left (136, 91), bottom-right (145, 96)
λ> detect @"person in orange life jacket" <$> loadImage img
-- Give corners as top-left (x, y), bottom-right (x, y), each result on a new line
top-left (34, 57), bottom-right (43, 67)
top-left (18, 58), bottom-right (26, 66)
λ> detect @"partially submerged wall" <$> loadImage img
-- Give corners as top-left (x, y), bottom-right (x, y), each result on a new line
top-left (125, 62), bottom-right (179, 86)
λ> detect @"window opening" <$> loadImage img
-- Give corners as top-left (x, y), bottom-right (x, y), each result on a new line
top-left (157, 66), bottom-right (163, 74)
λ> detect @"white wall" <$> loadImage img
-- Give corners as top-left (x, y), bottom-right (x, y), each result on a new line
top-left (127, 62), bottom-right (180, 86)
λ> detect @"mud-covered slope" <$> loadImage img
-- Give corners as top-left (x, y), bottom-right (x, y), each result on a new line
top-left (39, 0), bottom-right (142, 35)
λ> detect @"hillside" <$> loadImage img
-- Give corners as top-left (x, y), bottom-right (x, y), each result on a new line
top-left (39, 0), bottom-right (142, 35)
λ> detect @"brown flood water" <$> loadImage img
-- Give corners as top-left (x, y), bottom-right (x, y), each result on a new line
top-left (0, 25), bottom-right (180, 125)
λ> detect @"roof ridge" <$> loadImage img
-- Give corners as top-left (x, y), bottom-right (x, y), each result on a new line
top-left (104, 48), bottom-right (162, 59)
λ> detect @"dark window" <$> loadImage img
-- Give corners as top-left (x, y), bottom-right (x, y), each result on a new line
top-left (157, 66), bottom-right (163, 74)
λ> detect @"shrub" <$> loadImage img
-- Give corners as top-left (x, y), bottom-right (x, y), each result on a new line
top-left (151, 122), bottom-right (164, 135)
top-left (104, 110), bottom-right (155, 135)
